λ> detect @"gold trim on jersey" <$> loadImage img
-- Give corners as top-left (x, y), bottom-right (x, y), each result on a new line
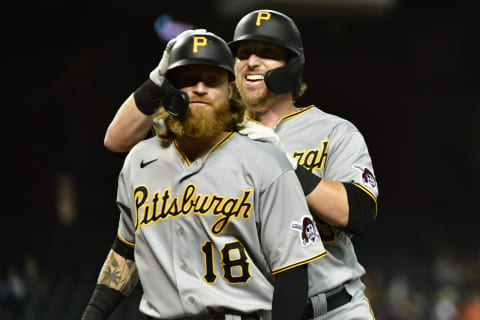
top-left (133, 183), bottom-right (254, 235)
top-left (245, 106), bottom-right (316, 127)
top-left (172, 132), bottom-right (236, 166)
top-left (363, 298), bottom-right (375, 319)
top-left (272, 251), bottom-right (327, 274)
top-left (117, 229), bottom-right (135, 247)
top-left (353, 183), bottom-right (378, 218)
top-left (278, 105), bottom-right (316, 123)
top-left (173, 140), bottom-right (191, 166)
top-left (202, 132), bottom-right (236, 163)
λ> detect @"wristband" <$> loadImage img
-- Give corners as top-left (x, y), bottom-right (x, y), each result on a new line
top-left (81, 304), bottom-right (105, 320)
top-left (133, 79), bottom-right (163, 115)
top-left (294, 165), bottom-right (322, 196)
top-left (81, 285), bottom-right (124, 320)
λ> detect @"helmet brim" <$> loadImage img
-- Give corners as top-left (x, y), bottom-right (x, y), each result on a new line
top-left (166, 58), bottom-right (235, 81)
top-left (228, 34), bottom-right (302, 58)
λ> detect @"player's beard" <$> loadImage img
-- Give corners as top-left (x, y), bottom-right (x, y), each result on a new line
top-left (166, 96), bottom-right (232, 139)
top-left (235, 78), bottom-right (273, 114)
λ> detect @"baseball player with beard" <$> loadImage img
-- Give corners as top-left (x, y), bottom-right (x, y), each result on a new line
top-left (82, 31), bottom-right (326, 320)
top-left (103, 10), bottom-right (379, 320)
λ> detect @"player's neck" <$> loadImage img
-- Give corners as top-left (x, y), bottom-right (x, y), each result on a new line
top-left (176, 131), bottom-right (230, 163)
top-left (250, 95), bottom-right (297, 128)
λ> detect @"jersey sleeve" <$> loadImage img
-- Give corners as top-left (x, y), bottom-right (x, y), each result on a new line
top-left (116, 163), bottom-right (136, 248)
top-left (259, 170), bottom-right (327, 274)
top-left (326, 125), bottom-right (379, 198)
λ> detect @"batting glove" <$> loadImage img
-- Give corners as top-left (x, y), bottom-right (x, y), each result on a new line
top-left (239, 120), bottom-right (298, 169)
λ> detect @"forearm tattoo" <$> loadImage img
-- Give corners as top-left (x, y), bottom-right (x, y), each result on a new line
top-left (98, 250), bottom-right (139, 296)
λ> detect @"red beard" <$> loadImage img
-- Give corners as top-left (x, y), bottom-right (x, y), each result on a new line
top-left (166, 96), bottom-right (232, 139)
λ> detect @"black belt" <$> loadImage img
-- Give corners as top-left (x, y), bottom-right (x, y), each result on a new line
top-left (303, 287), bottom-right (351, 319)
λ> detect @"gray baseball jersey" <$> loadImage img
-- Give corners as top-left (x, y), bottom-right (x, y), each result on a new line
top-left (116, 132), bottom-right (327, 319)
top-left (272, 106), bottom-right (379, 297)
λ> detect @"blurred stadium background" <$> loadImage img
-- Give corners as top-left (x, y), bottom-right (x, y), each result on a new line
top-left (3, 0), bottom-right (479, 319)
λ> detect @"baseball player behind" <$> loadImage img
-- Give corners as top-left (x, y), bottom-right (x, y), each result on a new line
top-left (230, 10), bottom-right (379, 320)
top-left (82, 31), bottom-right (327, 320)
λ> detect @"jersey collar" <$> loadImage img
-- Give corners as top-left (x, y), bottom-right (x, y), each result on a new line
top-left (245, 105), bottom-right (316, 128)
top-left (278, 105), bottom-right (316, 123)
top-left (173, 132), bottom-right (237, 166)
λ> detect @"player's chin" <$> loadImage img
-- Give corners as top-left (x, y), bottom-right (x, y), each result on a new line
top-left (239, 85), bottom-right (262, 98)
top-left (247, 91), bottom-right (268, 103)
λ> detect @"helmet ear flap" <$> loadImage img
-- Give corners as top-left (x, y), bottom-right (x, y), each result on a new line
top-left (264, 54), bottom-right (305, 94)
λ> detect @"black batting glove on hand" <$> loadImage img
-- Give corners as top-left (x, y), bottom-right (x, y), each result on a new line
top-left (133, 29), bottom-right (206, 116)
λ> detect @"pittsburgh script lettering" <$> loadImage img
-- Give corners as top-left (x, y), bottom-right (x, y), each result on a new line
top-left (292, 140), bottom-right (329, 172)
top-left (133, 184), bottom-right (253, 235)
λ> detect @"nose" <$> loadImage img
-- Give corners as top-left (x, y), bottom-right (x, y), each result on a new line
top-left (247, 54), bottom-right (261, 69)
top-left (192, 81), bottom-right (207, 95)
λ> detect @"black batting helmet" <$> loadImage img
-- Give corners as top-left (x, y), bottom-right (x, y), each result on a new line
top-left (160, 32), bottom-right (235, 117)
top-left (229, 9), bottom-right (305, 94)
top-left (166, 32), bottom-right (235, 81)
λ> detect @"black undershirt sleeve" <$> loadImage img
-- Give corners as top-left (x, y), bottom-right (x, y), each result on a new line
top-left (112, 235), bottom-right (135, 261)
top-left (272, 264), bottom-right (308, 320)
top-left (342, 183), bottom-right (377, 236)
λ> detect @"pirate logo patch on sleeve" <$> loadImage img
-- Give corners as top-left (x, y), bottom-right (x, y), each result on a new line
top-left (290, 216), bottom-right (321, 247)
top-left (353, 164), bottom-right (377, 189)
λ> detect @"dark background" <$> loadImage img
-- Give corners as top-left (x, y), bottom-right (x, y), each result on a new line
top-left (3, 0), bottom-right (479, 319)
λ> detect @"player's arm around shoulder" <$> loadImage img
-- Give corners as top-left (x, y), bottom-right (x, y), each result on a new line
top-left (104, 93), bottom-right (154, 153)
top-left (313, 120), bottom-right (378, 236)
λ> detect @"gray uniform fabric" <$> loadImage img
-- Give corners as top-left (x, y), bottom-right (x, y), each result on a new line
top-left (116, 132), bottom-right (326, 319)
top-left (274, 106), bottom-right (378, 319)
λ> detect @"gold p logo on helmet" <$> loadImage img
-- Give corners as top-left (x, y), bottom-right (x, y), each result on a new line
top-left (256, 11), bottom-right (271, 26)
top-left (193, 36), bottom-right (207, 53)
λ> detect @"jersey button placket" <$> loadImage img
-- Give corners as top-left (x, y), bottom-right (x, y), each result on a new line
top-left (173, 219), bottom-right (199, 314)
top-left (189, 160), bottom-right (203, 174)
top-left (179, 160), bottom-right (204, 181)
